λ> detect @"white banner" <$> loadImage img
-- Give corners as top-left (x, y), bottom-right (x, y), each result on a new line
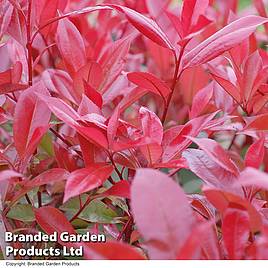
top-left (1, 260), bottom-right (267, 268)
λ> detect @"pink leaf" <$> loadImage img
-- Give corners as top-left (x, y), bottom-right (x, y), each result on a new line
top-left (131, 168), bottom-right (194, 259)
top-left (56, 17), bottom-right (86, 75)
top-left (183, 149), bottom-right (237, 190)
top-left (0, 170), bottom-right (22, 182)
top-left (182, 16), bottom-right (268, 68)
top-left (188, 137), bottom-right (239, 175)
top-left (237, 167), bottom-right (268, 190)
top-left (98, 36), bottom-right (133, 93)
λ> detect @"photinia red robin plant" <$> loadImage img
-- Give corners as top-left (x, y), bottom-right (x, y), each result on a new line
top-left (1, 0), bottom-right (268, 260)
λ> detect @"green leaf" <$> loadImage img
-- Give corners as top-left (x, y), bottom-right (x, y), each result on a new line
top-left (40, 133), bottom-right (54, 156)
top-left (80, 199), bottom-right (121, 223)
top-left (7, 204), bottom-right (35, 222)
top-left (60, 196), bottom-right (122, 224)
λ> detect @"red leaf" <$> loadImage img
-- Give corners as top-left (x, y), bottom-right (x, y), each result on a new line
top-left (140, 143), bottom-right (163, 166)
top-left (37, 94), bottom-right (109, 149)
top-left (107, 4), bottom-right (174, 50)
top-left (0, 61), bottom-right (26, 94)
top-left (162, 112), bottom-right (218, 162)
top-left (188, 137), bottom-right (239, 175)
top-left (182, 16), bottom-right (268, 68)
top-left (139, 107), bottom-right (163, 145)
top-left (56, 17), bottom-right (86, 75)
top-left (35, 206), bottom-right (76, 237)
top-left (42, 69), bottom-right (77, 104)
top-left (88, 241), bottom-right (145, 260)
top-left (222, 209), bottom-right (250, 259)
top-left (9, 169), bottom-right (70, 208)
top-left (131, 168), bottom-right (194, 259)
top-left (38, 0), bottom-right (59, 37)
top-left (78, 94), bottom-right (101, 116)
top-left (63, 164), bottom-right (114, 202)
top-left (75, 124), bottom-right (109, 150)
top-left (176, 221), bottom-right (219, 260)
top-left (101, 180), bottom-right (130, 199)
top-left (203, 188), bottom-right (262, 232)
top-left (35, 206), bottom-right (144, 259)
top-left (245, 113), bottom-right (268, 131)
top-left (83, 82), bottom-right (103, 109)
top-left (127, 72), bottom-right (171, 103)
top-left (37, 94), bottom-right (80, 126)
top-left (138, 107), bottom-right (163, 164)
top-left (72, 61), bottom-right (103, 103)
top-left (180, 0), bottom-right (210, 37)
top-left (190, 83), bottom-right (214, 119)
top-left (13, 82), bottom-right (51, 160)
top-left (210, 73), bottom-right (241, 103)
top-left (242, 51), bottom-right (262, 102)
top-left (245, 136), bottom-right (265, 168)
top-left (23, 168), bottom-right (70, 188)
top-left (107, 106), bottom-right (120, 150)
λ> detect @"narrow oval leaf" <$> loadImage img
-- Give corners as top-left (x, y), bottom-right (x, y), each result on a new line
top-left (64, 164), bottom-right (114, 202)
top-left (182, 149), bottom-right (237, 190)
top-left (183, 16), bottom-right (268, 68)
top-left (13, 82), bottom-right (51, 160)
top-left (245, 113), bottom-right (268, 131)
top-left (98, 36), bottom-right (133, 93)
top-left (35, 206), bottom-right (76, 237)
top-left (107, 4), bottom-right (174, 50)
top-left (127, 72), bottom-right (171, 103)
top-left (9, 169), bottom-right (70, 209)
top-left (35, 207), bottom-right (144, 259)
top-left (131, 168), bottom-right (194, 259)
top-left (189, 137), bottom-right (239, 175)
top-left (222, 209), bottom-right (250, 259)
top-left (102, 180), bottom-right (130, 199)
top-left (237, 167), bottom-right (268, 190)
top-left (190, 83), bottom-right (214, 119)
top-left (245, 136), bottom-right (265, 168)
top-left (56, 17), bottom-right (86, 75)
top-left (203, 188), bottom-right (262, 233)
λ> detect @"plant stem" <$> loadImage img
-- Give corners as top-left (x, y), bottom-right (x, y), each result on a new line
top-left (49, 127), bottom-right (83, 159)
top-left (161, 46), bottom-right (186, 125)
top-left (117, 216), bottom-right (133, 242)
top-left (69, 196), bottom-right (91, 222)
top-left (26, 0), bottom-right (33, 86)
top-left (109, 153), bottom-right (124, 181)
